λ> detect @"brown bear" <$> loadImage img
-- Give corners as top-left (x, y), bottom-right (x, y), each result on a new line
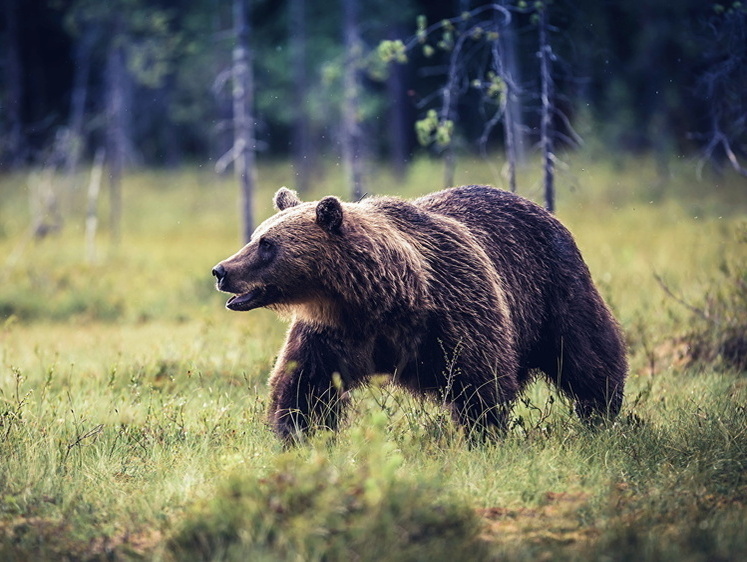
top-left (212, 185), bottom-right (627, 441)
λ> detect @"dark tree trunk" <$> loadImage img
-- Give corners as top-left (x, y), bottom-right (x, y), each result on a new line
top-left (65, 27), bottom-right (95, 177)
top-left (4, 0), bottom-right (24, 168)
top-left (538, 6), bottom-right (555, 213)
top-left (233, 0), bottom-right (257, 242)
top-left (386, 27), bottom-right (409, 180)
top-left (443, 149), bottom-right (455, 188)
top-left (341, 0), bottom-right (365, 200)
top-left (440, 0), bottom-right (472, 189)
top-left (289, 0), bottom-right (312, 193)
top-left (161, 75), bottom-right (182, 168)
top-left (106, 27), bottom-right (126, 245)
top-left (499, 1), bottom-right (525, 192)
top-left (85, 148), bottom-right (105, 263)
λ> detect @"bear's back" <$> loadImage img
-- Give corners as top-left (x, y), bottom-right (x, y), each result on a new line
top-left (413, 185), bottom-right (583, 279)
top-left (413, 186), bottom-right (591, 357)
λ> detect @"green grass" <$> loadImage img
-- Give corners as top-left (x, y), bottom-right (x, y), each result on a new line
top-left (0, 153), bottom-right (745, 560)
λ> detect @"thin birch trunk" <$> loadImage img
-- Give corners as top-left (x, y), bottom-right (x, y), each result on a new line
top-left (386, 44), bottom-right (408, 180)
top-left (106, 24), bottom-right (126, 245)
top-left (66, 28), bottom-right (95, 178)
top-left (342, 0), bottom-right (365, 200)
top-left (538, 6), bottom-right (555, 212)
top-left (499, 2), bottom-right (524, 192)
top-left (4, 0), bottom-right (24, 168)
top-left (290, 0), bottom-right (312, 193)
top-left (86, 149), bottom-right (106, 263)
top-left (233, 0), bottom-right (257, 242)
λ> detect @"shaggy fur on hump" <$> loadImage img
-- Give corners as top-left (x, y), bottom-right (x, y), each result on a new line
top-left (213, 185), bottom-right (627, 441)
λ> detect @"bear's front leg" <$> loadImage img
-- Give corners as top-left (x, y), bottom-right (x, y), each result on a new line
top-left (267, 322), bottom-right (352, 442)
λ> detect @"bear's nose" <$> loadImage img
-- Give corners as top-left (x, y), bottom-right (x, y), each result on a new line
top-left (212, 264), bottom-right (226, 287)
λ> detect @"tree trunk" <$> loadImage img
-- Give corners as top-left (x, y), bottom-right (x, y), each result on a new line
top-left (341, 0), bottom-right (364, 200)
top-left (386, 27), bottom-right (409, 180)
top-left (289, 0), bottom-right (312, 193)
top-left (233, 0), bottom-right (257, 242)
top-left (440, 0), bottom-right (471, 189)
top-left (538, 6), bottom-right (555, 213)
top-left (443, 149), bottom-right (456, 188)
top-left (4, 0), bottom-right (24, 168)
top-left (499, 1), bottom-right (524, 192)
top-left (502, 74), bottom-right (518, 193)
top-left (85, 148), bottom-right (106, 263)
top-left (106, 27), bottom-right (126, 245)
top-left (65, 27), bottom-right (95, 177)
top-left (161, 74), bottom-right (182, 168)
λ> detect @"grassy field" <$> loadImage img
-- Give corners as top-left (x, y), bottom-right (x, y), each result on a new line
top-left (0, 154), bottom-right (745, 561)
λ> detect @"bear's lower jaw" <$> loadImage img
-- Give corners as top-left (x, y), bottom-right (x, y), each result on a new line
top-left (226, 286), bottom-right (277, 311)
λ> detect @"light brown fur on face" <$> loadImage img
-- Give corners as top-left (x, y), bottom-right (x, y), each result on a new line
top-left (212, 186), bottom-right (627, 442)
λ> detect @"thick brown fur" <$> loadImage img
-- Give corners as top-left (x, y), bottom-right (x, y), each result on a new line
top-left (213, 186), bottom-right (627, 441)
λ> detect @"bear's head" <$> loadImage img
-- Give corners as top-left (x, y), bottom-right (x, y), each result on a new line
top-left (213, 187), bottom-right (432, 328)
top-left (212, 187), bottom-right (348, 315)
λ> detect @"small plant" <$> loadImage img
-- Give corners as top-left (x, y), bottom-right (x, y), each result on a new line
top-left (170, 413), bottom-right (489, 561)
top-left (657, 223), bottom-right (747, 371)
top-left (0, 368), bottom-right (30, 443)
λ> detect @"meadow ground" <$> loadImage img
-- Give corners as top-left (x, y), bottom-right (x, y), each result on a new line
top-left (0, 154), bottom-right (745, 561)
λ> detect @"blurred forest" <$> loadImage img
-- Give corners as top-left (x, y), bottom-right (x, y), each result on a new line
top-left (1, 0), bottom-right (746, 185)
top-left (1, 5), bottom-right (747, 558)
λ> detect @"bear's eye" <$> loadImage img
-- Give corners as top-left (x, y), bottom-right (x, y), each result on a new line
top-left (258, 237), bottom-right (275, 262)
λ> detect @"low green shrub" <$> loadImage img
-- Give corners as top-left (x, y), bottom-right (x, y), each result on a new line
top-left (170, 413), bottom-right (489, 562)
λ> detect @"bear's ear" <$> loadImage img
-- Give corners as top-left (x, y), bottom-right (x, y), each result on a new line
top-left (316, 196), bottom-right (344, 234)
top-left (274, 187), bottom-right (301, 211)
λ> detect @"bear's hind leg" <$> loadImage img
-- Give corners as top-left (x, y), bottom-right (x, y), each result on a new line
top-left (539, 328), bottom-right (626, 424)
top-left (572, 379), bottom-right (624, 422)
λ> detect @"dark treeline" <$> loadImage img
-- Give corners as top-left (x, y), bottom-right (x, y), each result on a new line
top-left (1, 0), bottom-right (746, 174)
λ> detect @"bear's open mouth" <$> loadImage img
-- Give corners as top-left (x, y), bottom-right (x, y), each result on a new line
top-left (225, 286), bottom-right (278, 311)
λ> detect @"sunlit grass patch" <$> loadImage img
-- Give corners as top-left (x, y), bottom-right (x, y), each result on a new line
top-left (170, 410), bottom-right (490, 562)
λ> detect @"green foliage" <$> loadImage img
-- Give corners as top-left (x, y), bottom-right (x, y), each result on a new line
top-left (472, 72), bottom-right (507, 105)
top-left (170, 414), bottom-right (488, 561)
top-left (376, 39), bottom-right (408, 64)
top-left (63, 0), bottom-right (180, 88)
top-left (11, 0), bottom-right (747, 171)
top-left (388, 5), bottom-right (514, 154)
top-left (437, 28), bottom-right (454, 51)
top-left (713, 1), bottom-right (747, 14)
top-left (416, 14), bottom-right (428, 43)
top-left (415, 109), bottom-right (453, 147)
top-left (368, 40), bottom-right (408, 81)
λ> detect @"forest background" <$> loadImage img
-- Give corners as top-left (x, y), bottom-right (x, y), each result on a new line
top-left (3, 0), bottom-right (746, 193)
top-left (1, 1), bottom-right (746, 560)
